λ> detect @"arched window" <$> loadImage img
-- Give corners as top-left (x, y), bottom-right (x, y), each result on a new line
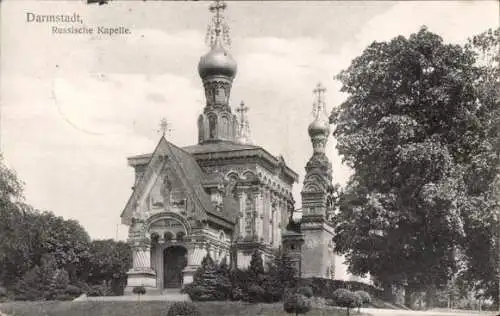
top-left (208, 114), bottom-right (217, 139)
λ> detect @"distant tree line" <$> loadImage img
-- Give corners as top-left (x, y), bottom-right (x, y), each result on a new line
top-left (0, 156), bottom-right (131, 300)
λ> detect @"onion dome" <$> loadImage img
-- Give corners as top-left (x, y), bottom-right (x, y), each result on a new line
top-left (308, 82), bottom-right (330, 137)
top-left (198, 42), bottom-right (237, 79)
top-left (308, 117), bottom-right (330, 137)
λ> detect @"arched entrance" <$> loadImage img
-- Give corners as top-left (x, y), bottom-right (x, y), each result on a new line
top-left (163, 246), bottom-right (187, 288)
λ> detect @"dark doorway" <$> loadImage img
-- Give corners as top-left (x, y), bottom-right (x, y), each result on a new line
top-left (163, 246), bottom-right (187, 288)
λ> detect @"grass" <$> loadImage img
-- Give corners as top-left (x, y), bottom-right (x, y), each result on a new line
top-left (0, 301), bottom-right (364, 316)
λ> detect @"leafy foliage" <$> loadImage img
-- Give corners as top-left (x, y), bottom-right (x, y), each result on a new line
top-left (354, 290), bottom-right (371, 305)
top-left (184, 254), bottom-right (222, 301)
top-left (14, 254), bottom-right (73, 301)
top-left (166, 301), bottom-right (201, 316)
top-left (132, 286), bottom-right (146, 295)
top-left (86, 284), bottom-right (112, 297)
top-left (249, 250), bottom-right (264, 277)
top-left (84, 239), bottom-right (131, 295)
top-left (331, 26), bottom-right (500, 305)
top-left (283, 288), bottom-right (312, 315)
top-left (330, 289), bottom-right (361, 315)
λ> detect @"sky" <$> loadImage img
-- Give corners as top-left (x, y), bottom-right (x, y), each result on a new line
top-left (1, 0), bottom-right (498, 249)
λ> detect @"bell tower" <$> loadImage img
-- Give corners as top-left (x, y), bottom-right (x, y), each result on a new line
top-left (197, 0), bottom-right (239, 144)
top-left (300, 83), bottom-right (336, 279)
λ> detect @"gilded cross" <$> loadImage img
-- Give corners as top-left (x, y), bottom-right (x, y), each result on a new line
top-left (312, 82), bottom-right (327, 116)
top-left (313, 82), bottom-right (326, 106)
top-left (236, 100), bottom-right (248, 118)
top-left (159, 118), bottom-right (171, 137)
top-left (206, 0), bottom-right (231, 48)
top-left (209, 0), bottom-right (227, 35)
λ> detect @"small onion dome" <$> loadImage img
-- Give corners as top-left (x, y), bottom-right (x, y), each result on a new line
top-left (308, 117), bottom-right (330, 137)
top-left (198, 44), bottom-right (237, 79)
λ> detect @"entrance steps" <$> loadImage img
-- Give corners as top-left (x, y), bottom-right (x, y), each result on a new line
top-left (74, 289), bottom-right (190, 302)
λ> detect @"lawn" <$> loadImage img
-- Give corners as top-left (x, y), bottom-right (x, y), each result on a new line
top-left (0, 301), bottom-right (363, 316)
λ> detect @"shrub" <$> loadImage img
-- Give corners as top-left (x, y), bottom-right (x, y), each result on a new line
top-left (304, 277), bottom-right (383, 300)
top-left (283, 289), bottom-right (311, 315)
top-left (184, 254), bottom-right (219, 301)
top-left (132, 286), bottom-right (146, 295)
top-left (86, 284), bottom-right (112, 297)
top-left (166, 301), bottom-right (201, 316)
top-left (355, 290), bottom-right (372, 305)
top-left (229, 286), bottom-right (248, 301)
top-left (66, 284), bottom-right (83, 297)
top-left (247, 284), bottom-right (265, 303)
top-left (297, 286), bottom-right (313, 298)
top-left (249, 250), bottom-right (264, 277)
top-left (331, 289), bottom-right (361, 316)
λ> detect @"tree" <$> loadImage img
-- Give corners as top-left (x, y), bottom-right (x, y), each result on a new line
top-left (283, 287), bottom-right (312, 316)
top-left (0, 155), bottom-right (31, 288)
top-left (14, 253), bottom-right (71, 301)
top-left (184, 254), bottom-right (220, 301)
top-left (262, 253), bottom-right (297, 302)
top-left (459, 27), bottom-right (500, 310)
top-left (214, 257), bottom-right (231, 300)
top-left (83, 239), bottom-right (131, 295)
top-left (331, 289), bottom-right (361, 316)
top-left (330, 26), bottom-right (499, 308)
top-left (249, 250), bottom-right (265, 278)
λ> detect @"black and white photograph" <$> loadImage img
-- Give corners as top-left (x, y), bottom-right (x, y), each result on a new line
top-left (0, 0), bottom-right (498, 315)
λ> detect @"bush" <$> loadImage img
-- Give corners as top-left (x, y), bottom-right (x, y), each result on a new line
top-left (354, 290), bottom-right (372, 305)
top-left (229, 286), bottom-right (248, 301)
top-left (184, 254), bottom-right (220, 301)
top-left (304, 277), bottom-right (383, 300)
top-left (132, 286), bottom-right (146, 295)
top-left (331, 289), bottom-right (361, 315)
top-left (166, 301), bottom-right (201, 316)
top-left (247, 284), bottom-right (265, 303)
top-left (86, 284), bottom-right (112, 297)
top-left (0, 286), bottom-right (7, 297)
top-left (66, 284), bottom-right (83, 297)
top-left (297, 286), bottom-right (313, 298)
top-left (283, 289), bottom-right (311, 315)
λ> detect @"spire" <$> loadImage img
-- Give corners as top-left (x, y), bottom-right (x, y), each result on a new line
top-left (157, 117), bottom-right (172, 138)
top-left (236, 100), bottom-right (252, 144)
top-left (206, 0), bottom-right (231, 48)
top-left (197, 1), bottom-right (238, 144)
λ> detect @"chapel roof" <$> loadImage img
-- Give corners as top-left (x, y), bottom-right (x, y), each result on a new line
top-left (121, 137), bottom-right (236, 227)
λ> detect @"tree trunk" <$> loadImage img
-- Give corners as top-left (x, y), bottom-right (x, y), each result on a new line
top-left (425, 285), bottom-right (437, 310)
top-left (382, 281), bottom-right (395, 303)
top-left (404, 286), bottom-right (414, 309)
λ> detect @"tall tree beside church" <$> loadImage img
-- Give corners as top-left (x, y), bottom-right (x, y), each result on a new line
top-left (330, 26), bottom-right (499, 307)
top-left (460, 27), bottom-right (500, 308)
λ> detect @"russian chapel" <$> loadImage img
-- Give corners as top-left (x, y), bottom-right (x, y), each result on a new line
top-left (120, 0), bottom-right (337, 292)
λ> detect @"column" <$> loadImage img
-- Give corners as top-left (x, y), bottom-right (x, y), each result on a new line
top-left (237, 190), bottom-right (246, 238)
top-left (272, 192), bottom-right (279, 248)
top-left (126, 236), bottom-right (156, 290)
top-left (253, 187), bottom-right (263, 241)
top-left (263, 189), bottom-right (270, 244)
top-left (277, 199), bottom-right (284, 246)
